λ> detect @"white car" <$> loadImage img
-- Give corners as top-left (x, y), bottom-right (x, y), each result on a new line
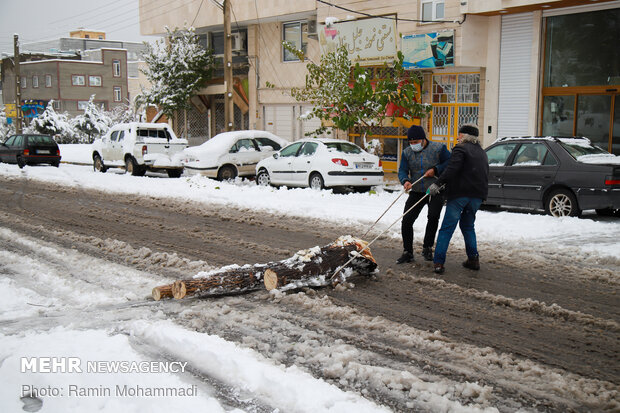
top-left (182, 130), bottom-right (289, 180)
top-left (92, 123), bottom-right (187, 177)
top-left (255, 138), bottom-right (384, 191)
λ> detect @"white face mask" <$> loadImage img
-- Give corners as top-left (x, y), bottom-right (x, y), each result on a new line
top-left (410, 142), bottom-right (423, 152)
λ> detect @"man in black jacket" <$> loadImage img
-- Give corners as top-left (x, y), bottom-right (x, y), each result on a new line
top-left (427, 125), bottom-right (489, 274)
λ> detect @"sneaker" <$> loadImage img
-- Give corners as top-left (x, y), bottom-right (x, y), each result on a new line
top-left (462, 256), bottom-right (480, 271)
top-left (433, 263), bottom-right (445, 274)
top-left (422, 247), bottom-right (433, 261)
top-left (396, 251), bottom-right (414, 264)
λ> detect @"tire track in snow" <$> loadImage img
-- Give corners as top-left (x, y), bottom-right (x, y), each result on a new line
top-left (404, 274), bottom-right (620, 333)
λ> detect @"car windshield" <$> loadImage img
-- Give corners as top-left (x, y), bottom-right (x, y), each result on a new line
top-left (324, 142), bottom-right (362, 154)
top-left (28, 135), bottom-right (54, 144)
top-left (559, 139), bottom-right (609, 160)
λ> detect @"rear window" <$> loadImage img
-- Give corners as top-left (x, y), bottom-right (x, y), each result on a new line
top-left (325, 142), bottom-right (362, 154)
top-left (559, 140), bottom-right (608, 160)
top-left (136, 129), bottom-right (172, 140)
top-left (27, 135), bottom-right (55, 144)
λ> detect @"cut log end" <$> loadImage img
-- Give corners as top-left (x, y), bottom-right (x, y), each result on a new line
top-left (263, 269), bottom-right (278, 291)
top-left (152, 285), bottom-right (173, 301)
top-left (172, 280), bottom-right (188, 299)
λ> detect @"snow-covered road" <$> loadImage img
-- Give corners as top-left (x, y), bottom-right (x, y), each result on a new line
top-left (1, 153), bottom-right (618, 412)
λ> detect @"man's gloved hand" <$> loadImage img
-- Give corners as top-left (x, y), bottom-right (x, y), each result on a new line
top-left (426, 183), bottom-right (441, 196)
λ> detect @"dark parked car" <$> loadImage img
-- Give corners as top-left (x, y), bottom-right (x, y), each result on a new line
top-left (484, 137), bottom-right (620, 217)
top-left (0, 134), bottom-right (61, 168)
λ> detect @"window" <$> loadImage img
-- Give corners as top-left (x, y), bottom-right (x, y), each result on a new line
top-left (32, 76), bottom-right (39, 88)
top-left (52, 100), bottom-right (61, 110)
top-left (110, 131), bottom-right (119, 142)
top-left (486, 143), bottom-right (518, 166)
top-left (117, 131), bottom-right (125, 142)
top-left (421, 0), bottom-right (444, 22)
top-left (299, 142), bottom-right (318, 156)
top-left (279, 142), bottom-right (303, 157)
top-left (113, 86), bottom-right (122, 102)
top-left (230, 138), bottom-right (256, 153)
top-left (255, 137), bottom-right (282, 151)
top-left (283, 21), bottom-right (308, 62)
top-left (45, 74), bottom-right (52, 88)
top-left (72, 75), bottom-right (85, 86)
top-left (4, 136), bottom-right (16, 146)
top-left (89, 75), bottom-right (102, 86)
top-left (21, 76), bottom-right (26, 88)
top-left (113, 60), bottom-right (121, 77)
top-left (511, 143), bottom-right (550, 166)
top-left (77, 101), bottom-right (89, 110)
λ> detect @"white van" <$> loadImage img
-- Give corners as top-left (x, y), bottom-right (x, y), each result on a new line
top-left (92, 123), bottom-right (188, 177)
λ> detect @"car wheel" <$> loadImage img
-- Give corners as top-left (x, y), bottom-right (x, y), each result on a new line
top-left (545, 189), bottom-right (580, 217)
top-left (93, 154), bottom-right (107, 173)
top-left (125, 156), bottom-right (143, 176)
top-left (16, 155), bottom-right (25, 169)
top-left (256, 169), bottom-right (271, 186)
top-left (217, 165), bottom-right (236, 181)
top-left (309, 173), bottom-right (324, 190)
top-left (52, 161), bottom-right (60, 168)
top-left (167, 169), bottom-right (182, 178)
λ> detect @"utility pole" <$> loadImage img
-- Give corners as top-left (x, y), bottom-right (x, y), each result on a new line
top-left (223, 0), bottom-right (234, 131)
top-left (13, 34), bottom-right (23, 134)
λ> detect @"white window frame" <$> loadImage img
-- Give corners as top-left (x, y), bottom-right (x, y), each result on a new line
top-left (89, 75), bottom-right (102, 87)
top-left (45, 74), bottom-right (52, 88)
top-left (113, 86), bottom-right (122, 102)
top-left (32, 75), bottom-right (39, 88)
top-left (21, 76), bottom-right (26, 88)
top-left (113, 60), bottom-right (121, 77)
top-left (282, 21), bottom-right (308, 62)
top-left (52, 100), bottom-right (61, 110)
top-left (72, 75), bottom-right (85, 86)
top-left (77, 100), bottom-right (89, 110)
top-left (421, 0), bottom-right (445, 22)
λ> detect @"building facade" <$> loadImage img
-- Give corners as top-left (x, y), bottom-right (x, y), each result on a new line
top-left (138, 0), bottom-right (620, 169)
top-left (2, 48), bottom-right (130, 118)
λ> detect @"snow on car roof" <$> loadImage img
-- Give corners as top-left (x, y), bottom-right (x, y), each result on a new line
top-left (188, 130), bottom-right (288, 153)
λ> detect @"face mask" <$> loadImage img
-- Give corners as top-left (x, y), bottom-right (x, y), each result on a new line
top-left (410, 143), bottom-right (423, 152)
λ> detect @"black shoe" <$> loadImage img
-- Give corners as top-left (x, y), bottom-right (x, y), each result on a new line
top-left (433, 263), bottom-right (445, 274)
top-left (422, 247), bottom-right (433, 261)
top-left (396, 251), bottom-right (413, 264)
top-left (462, 256), bottom-right (480, 271)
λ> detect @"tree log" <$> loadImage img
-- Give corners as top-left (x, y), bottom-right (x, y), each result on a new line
top-left (155, 236), bottom-right (377, 300)
top-left (152, 285), bottom-right (174, 301)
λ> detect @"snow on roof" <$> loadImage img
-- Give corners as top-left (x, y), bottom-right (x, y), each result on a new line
top-left (188, 130), bottom-right (289, 154)
top-left (576, 154), bottom-right (620, 165)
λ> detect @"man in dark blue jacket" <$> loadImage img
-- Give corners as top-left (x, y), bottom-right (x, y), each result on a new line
top-left (396, 125), bottom-right (451, 263)
top-left (427, 125), bottom-right (489, 274)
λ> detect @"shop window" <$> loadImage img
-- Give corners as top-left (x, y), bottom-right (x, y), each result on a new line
top-left (283, 21), bottom-right (308, 62)
top-left (544, 9), bottom-right (620, 87)
top-left (541, 95), bottom-right (575, 137)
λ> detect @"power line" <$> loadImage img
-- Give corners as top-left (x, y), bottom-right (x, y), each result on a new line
top-left (315, 0), bottom-right (467, 24)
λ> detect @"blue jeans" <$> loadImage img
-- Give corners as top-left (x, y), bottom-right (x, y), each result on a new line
top-left (434, 197), bottom-right (483, 265)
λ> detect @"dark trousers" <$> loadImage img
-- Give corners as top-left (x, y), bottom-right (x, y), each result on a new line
top-left (401, 191), bottom-right (444, 253)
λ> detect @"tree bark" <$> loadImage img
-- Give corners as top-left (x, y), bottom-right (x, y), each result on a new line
top-left (154, 236), bottom-right (377, 300)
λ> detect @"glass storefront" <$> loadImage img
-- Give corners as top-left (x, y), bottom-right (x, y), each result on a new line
top-left (542, 8), bottom-right (620, 154)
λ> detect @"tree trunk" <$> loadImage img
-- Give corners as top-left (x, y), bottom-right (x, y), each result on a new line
top-left (151, 236), bottom-right (377, 300)
top-left (152, 285), bottom-right (174, 301)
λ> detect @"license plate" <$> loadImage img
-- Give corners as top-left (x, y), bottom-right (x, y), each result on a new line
top-left (355, 163), bottom-right (373, 169)
top-left (37, 150), bottom-right (50, 154)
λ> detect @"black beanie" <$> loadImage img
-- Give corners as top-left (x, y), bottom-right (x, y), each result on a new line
top-left (458, 125), bottom-right (479, 137)
top-left (407, 125), bottom-right (426, 141)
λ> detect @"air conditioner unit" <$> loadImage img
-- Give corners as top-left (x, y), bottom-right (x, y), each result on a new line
top-left (231, 32), bottom-right (246, 52)
top-left (307, 20), bottom-right (318, 38)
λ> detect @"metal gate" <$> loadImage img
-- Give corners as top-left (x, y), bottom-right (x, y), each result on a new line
top-left (430, 73), bottom-right (480, 148)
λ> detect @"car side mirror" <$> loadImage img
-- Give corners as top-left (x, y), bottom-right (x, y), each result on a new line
top-left (273, 153), bottom-right (279, 159)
